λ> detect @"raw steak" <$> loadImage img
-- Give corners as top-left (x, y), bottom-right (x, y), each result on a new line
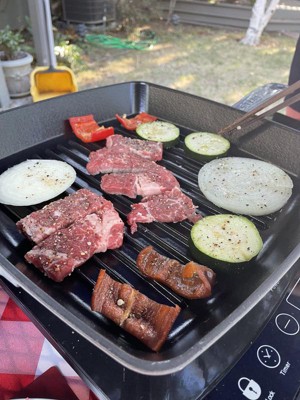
top-left (100, 166), bottom-right (180, 198)
top-left (86, 147), bottom-right (156, 175)
top-left (17, 189), bottom-right (110, 244)
top-left (106, 134), bottom-right (163, 161)
top-left (127, 187), bottom-right (201, 233)
top-left (137, 246), bottom-right (216, 299)
top-left (25, 210), bottom-right (124, 282)
top-left (91, 269), bottom-right (181, 351)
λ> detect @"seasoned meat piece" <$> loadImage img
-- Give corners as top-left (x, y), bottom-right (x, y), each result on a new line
top-left (86, 147), bottom-right (156, 175)
top-left (106, 134), bottom-right (163, 161)
top-left (91, 269), bottom-right (181, 351)
top-left (100, 166), bottom-right (180, 198)
top-left (17, 189), bottom-right (110, 244)
top-left (25, 210), bottom-right (124, 282)
top-left (127, 187), bottom-right (202, 233)
top-left (96, 203), bottom-right (125, 251)
top-left (137, 246), bottom-right (215, 299)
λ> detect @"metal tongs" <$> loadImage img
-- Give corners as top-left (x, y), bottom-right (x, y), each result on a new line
top-left (218, 80), bottom-right (300, 136)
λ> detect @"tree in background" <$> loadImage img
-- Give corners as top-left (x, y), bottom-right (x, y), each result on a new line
top-left (241, 0), bottom-right (280, 45)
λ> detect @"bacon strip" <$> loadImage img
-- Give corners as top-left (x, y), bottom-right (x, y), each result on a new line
top-left (137, 246), bottom-right (215, 299)
top-left (91, 270), bottom-right (181, 351)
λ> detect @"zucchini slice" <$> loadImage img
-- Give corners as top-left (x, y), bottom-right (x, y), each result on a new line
top-left (136, 121), bottom-right (180, 148)
top-left (190, 214), bottom-right (263, 270)
top-left (184, 132), bottom-right (230, 162)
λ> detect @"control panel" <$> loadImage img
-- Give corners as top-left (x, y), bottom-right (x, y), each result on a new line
top-left (205, 277), bottom-right (300, 400)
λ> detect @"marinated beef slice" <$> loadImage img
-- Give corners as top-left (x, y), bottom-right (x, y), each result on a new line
top-left (91, 269), bottom-right (181, 351)
top-left (17, 189), bottom-right (110, 244)
top-left (87, 147), bottom-right (157, 175)
top-left (25, 209), bottom-right (124, 282)
top-left (100, 166), bottom-right (180, 198)
top-left (137, 246), bottom-right (215, 299)
top-left (127, 187), bottom-right (202, 233)
top-left (106, 134), bottom-right (163, 161)
top-left (86, 136), bottom-right (200, 233)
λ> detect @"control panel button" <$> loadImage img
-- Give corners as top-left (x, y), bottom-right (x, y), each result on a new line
top-left (257, 345), bottom-right (281, 368)
top-left (238, 377), bottom-right (261, 399)
top-left (286, 278), bottom-right (300, 311)
top-left (275, 313), bottom-right (299, 336)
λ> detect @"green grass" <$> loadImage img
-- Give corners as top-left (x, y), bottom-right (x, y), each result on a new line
top-left (75, 23), bottom-right (296, 106)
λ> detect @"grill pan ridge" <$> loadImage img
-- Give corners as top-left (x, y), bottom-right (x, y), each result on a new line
top-left (0, 82), bottom-right (299, 375)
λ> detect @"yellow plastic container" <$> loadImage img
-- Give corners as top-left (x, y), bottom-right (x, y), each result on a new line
top-left (30, 66), bottom-right (78, 102)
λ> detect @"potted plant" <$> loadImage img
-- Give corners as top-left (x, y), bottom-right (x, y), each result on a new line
top-left (0, 25), bottom-right (33, 98)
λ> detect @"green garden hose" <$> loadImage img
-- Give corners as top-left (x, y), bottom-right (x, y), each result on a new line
top-left (85, 33), bottom-right (156, 50)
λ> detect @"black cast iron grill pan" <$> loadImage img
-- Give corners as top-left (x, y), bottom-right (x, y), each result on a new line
top-left (0, 82), bottom-right (299, 375)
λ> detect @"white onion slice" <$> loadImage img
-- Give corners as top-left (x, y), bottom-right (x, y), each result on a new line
top-left (198, 157), bottom-right (293, 216)
top-left (0, 159), bottom-right (76, 206)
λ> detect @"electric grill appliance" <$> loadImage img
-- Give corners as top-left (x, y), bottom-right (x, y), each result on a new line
top-left (0, 82), bottom-right (299, 399)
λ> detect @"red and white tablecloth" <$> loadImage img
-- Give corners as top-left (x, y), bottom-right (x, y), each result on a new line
top-left (0, 284), bottom-right (100, 400)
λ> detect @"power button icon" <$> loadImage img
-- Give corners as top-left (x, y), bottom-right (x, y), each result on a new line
top-left (238, 377), bottom-right (261, 399)
top-left (275, 313), bottom-right (299, 335)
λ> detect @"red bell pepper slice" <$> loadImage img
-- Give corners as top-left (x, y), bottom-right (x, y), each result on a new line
top-left (115, 112), bottom-right (157, 131)
top-left (69, 114), bottom-right (114, 143)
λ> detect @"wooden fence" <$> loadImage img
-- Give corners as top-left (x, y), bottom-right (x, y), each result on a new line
top-left (159, 0), bottom-right (300, 33)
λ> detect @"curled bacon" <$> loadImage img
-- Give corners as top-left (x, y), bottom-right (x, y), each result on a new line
top-left (136, 246), bottom-right (216, 299)
top-left (91, 269), bottom-right (180, 351)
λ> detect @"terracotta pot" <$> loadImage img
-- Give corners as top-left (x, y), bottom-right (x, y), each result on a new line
top-left (0, 51), bottom-right (33, 98)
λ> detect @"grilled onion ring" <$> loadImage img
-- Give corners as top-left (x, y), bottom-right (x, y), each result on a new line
top-left (198, 157), bottom-right (293, 216)
top-left (0, 159), bottom-right (76, 206)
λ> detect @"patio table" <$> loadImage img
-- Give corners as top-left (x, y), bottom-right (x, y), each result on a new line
top-left (0, 283), bottom-right (100, 400)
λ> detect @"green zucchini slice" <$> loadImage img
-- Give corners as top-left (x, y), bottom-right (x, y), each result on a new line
top-left (184, 132), bottom-right (230, 161)
top-left (136, 121), bottom-right (180, 148)
top-left (190, 214), bottom-right (263, 269)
